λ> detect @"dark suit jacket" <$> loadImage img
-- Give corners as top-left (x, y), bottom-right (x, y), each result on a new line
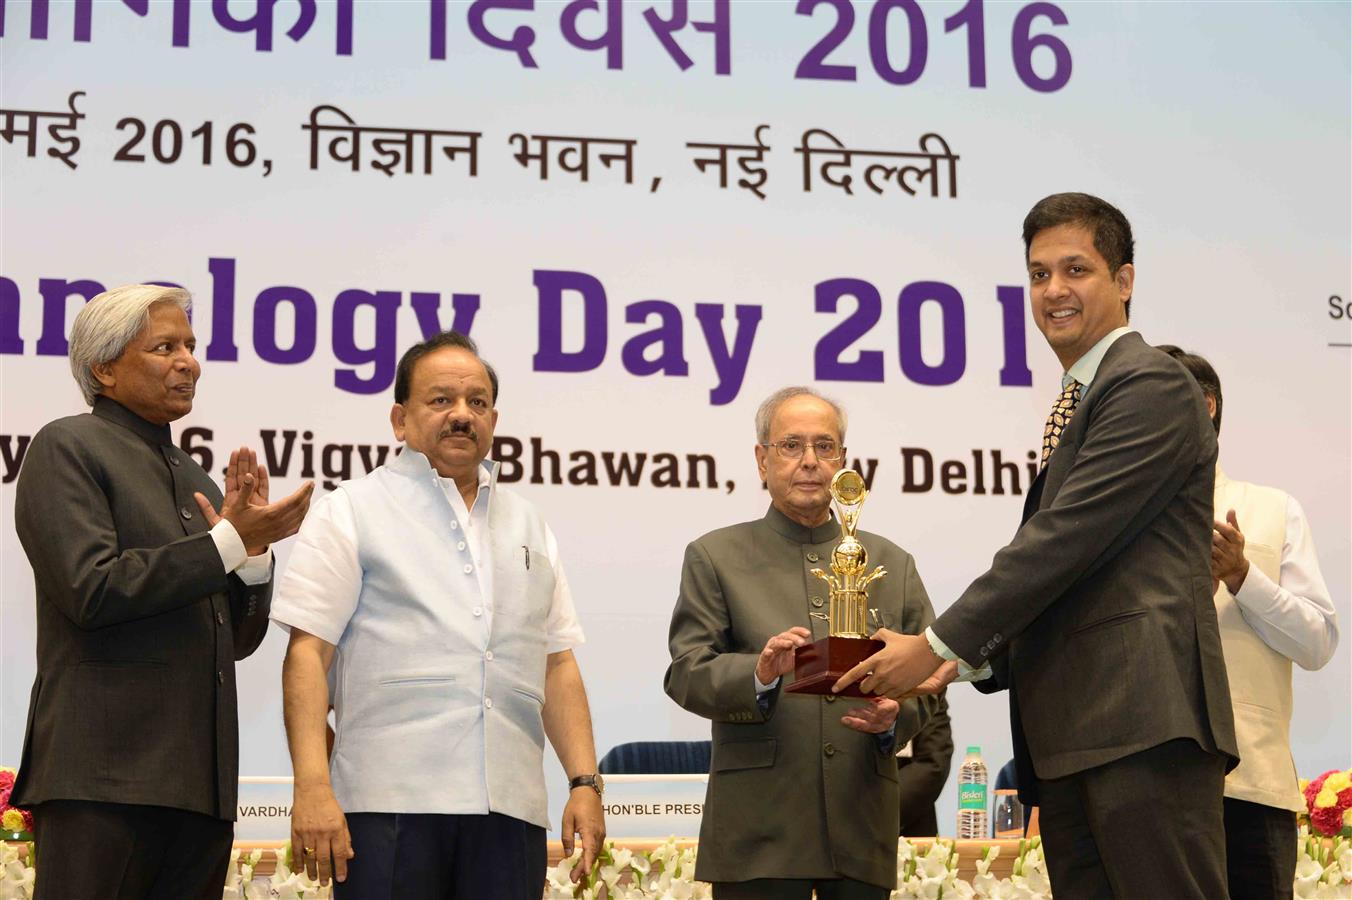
top-left (896, 692), bottom-right (953, 836)
top-left (11, 397), bottom-right (272, 820)
top-left (665, 505), bottom-right (937, 889)
top-left (932, 333), bottom-right (1238, 805)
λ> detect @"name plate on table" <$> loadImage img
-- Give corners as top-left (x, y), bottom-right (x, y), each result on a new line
top-left (599, 774), bottom-right (707, 838)
top-left (236, 777), bottom-right (294, 840)
top-left (235, 775), bottom-right (708, 841)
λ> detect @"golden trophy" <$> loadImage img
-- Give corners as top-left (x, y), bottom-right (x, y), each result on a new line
top-left (785, 468), bottom-right (887, 697)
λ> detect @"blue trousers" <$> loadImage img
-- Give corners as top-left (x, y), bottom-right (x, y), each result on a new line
top-left (335, 811), bottom-right (546, 900)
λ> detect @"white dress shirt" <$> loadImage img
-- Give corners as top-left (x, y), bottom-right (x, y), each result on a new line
top-left (1223, 489), bottom-right (1338, 671)
top-left (209, 519), bottom-right (272, 584)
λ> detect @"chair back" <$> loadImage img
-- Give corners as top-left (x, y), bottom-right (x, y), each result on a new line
top-left (598, 741), bottom-right (712, 774)
top-left (993, 758), bottom-right (1018, 791)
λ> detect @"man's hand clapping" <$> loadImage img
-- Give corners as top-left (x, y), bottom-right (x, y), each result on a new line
top-left (194, 447), bottom-right (314, 555)
top-left (1212, 509), bottom-right (1250, 595)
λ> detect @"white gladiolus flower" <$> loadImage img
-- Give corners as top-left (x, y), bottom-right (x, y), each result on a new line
top-left (1337, 843), bottom-right (1352, 883)
top-left (545, 848), bottom-right (583, 896)
top-left (919, 853), bottom-right (950, 879)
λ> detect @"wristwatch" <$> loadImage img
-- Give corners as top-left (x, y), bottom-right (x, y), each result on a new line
top-left (568, 773), bottom-right (605, 797)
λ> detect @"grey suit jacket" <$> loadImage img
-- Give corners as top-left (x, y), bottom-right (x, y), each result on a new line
top-left (11, 397), bottom-right (272, 820)
top-left (665, 505), bottom-right (936, 889)
top-left (932, 333), bottom-right (1238, 804)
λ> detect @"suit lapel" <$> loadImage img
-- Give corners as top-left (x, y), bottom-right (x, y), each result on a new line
top-left (1021, 467), bottom-right (1046, 523)
top-left (1034, 332), bottom-right (1144, 511)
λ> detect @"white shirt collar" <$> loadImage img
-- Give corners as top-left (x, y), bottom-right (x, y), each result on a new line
top-left (1065, 326), bottom-right (1134, 390)
top-left (439, 459), bottom-right (493, 511)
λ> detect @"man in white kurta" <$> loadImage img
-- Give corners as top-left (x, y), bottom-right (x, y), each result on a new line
top-left (272, 331), bottom-right (605, 899)
top-left (1160, 346), bottom-right (1339, 900)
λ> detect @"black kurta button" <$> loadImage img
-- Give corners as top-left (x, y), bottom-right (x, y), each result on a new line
top-left (807, 552), bottom-right (820, 563)
top-left (811, 597), bottom-right (824, 608)
top-left (825, 695), bottom-right (836, 704)
top-left (170, 456), bottom-right (181, 467)
top-left (217, 670), bottom-right (225, 684)
top-left (823, 742), bottom-right (836, 757)
top-left (216, 612), bottom-right (226, 626)
top-left (180, 506), bottom-right (193, 520)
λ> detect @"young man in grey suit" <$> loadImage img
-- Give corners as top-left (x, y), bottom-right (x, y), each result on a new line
top-left (837, 194), bottom-right (1239, 897)
top-left (666, 387), bottom-right (938, 899)
top-left (12, 284), bottom-right (313, 899)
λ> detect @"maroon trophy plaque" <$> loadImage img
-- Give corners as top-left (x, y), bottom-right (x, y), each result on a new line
top-left (785, 469), bottom-right (887, 698)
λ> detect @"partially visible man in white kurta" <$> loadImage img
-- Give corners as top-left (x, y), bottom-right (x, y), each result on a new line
top-left (1160, 345), bottom-right (1339, 900)
top-left (271, 330), bottom-right (605, 899)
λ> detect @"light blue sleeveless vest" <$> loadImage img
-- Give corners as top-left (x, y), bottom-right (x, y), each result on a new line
top-left (328, 449), bottom-right (557, 827)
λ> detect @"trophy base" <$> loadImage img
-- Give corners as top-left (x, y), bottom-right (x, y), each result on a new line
top-left (785, 635), bottom-right (885, 698)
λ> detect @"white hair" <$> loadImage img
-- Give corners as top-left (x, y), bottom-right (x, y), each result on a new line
top-left (754, 386), bottom-right (847, 444)
top-left (68, 284), bottom-right (192, 405)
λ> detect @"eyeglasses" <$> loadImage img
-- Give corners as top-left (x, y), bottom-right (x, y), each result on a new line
top-left (761, 438), bottom-right (845, 461)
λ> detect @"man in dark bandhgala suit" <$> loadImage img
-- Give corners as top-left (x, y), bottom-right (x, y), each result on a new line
top-left (837, 194), bottom-right (1239, 898)
top-left (12, 284), bottom-right (312, 899)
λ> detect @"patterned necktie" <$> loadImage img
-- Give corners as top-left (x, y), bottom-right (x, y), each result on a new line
top-left (1041, 379), bottom-right (1083, 468)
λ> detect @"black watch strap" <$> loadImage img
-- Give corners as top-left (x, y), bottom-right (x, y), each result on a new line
top-left (569, 774), bottom-right (603, 796)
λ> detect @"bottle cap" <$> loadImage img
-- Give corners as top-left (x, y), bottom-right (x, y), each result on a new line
top-left (966, 745), bottom-right (981, 754)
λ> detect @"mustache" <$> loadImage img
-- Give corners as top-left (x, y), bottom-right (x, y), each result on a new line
top-left (439, 420), bottom-right (477, 441)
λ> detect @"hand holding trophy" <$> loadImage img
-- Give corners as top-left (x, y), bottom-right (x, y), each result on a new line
top-left (785, 468), bottom-right (887, 698)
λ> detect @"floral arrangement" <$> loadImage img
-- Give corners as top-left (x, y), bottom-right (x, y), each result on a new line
top-left (222, 845), bottom-right (332, 899)
top-left (546, 837), bottom-right (708, 900)
top-left (0, 841), bottom-right (35, 900)
top-left (541, 836), bottom-right (1055, 900)
top-left (3, 823), bottom-right (1347, 898)
top-left (0, 770), bottom-right (33, 840)
top-left (206, 826), bottom-right (1349, 900)
top-left (1293, 827), bottom-right (1352, 899)
top-left (896, 836), bottom-right (1051, 900)
top-left (1302, 769), bottom-right (1352, 839)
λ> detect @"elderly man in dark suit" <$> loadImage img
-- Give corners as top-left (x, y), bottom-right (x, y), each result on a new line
top-left (666, 386), bottom-right (937, 899)
top-left (837, 194), bottom-right (1238, 897)
top-left (11, 284), bottom-right (312, 899)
